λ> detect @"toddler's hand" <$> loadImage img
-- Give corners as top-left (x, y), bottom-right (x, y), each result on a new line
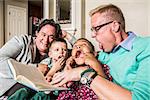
top-left (45, 73), bottom-right (53, 83)
top-left (37, 64), bottom-right (49, 76)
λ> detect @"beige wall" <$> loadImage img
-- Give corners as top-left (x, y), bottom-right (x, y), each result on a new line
top-left (49, 0), bottom-right (54, 19)
top-left (85, 0), bottom-right (150, 51)
top-left (0, 1), bottom-right (4, 48)
top-left (74, 0), bottom-right (82, 39)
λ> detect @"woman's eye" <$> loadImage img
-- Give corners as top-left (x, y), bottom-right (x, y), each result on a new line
top-left (41, 33), bottom-right (46, 36)
top-left (49, 36), bottom-right (54, 39)
top-left (63, 49), bottom-right (67, 51)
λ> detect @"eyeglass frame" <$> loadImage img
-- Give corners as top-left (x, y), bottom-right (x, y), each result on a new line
top-left (91, 21), bottom-right (114, 32)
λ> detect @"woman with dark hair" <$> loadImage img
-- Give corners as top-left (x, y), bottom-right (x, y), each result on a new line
top-left (36, 19), bottom-right (62, 38)
top-left (0, 19), bottom-right (73, 99)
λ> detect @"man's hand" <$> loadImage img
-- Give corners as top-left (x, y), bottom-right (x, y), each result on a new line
top-left (84, 52), bottom-right (105, 76)
top-left (50, 67), bottom-right (87, 87)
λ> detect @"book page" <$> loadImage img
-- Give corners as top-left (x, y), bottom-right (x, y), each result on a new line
top-left (16, 75), bottom-right (37, 89)
top-left (8, 59), bottom-right (46, 84)
top-left (17, 76), bottom-right (68, 91)
top-left (8, 59), bottom-right (68, 91)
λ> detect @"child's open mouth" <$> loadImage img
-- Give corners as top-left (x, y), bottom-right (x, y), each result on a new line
top-left (75, 50), bottom-right (84, 58)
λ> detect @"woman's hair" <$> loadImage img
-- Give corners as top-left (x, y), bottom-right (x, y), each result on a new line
top-left (36, 19), bottom-right (62, 38)
top-left (75, 38), bottom-right (95, 53)
top-left (89, 4), bottom-right (125, 31)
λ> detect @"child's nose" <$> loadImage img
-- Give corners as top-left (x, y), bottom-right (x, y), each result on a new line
top-left (60, 49), bottom-right (64, 54)
top-left (76, 45), bottom-right (81, 49)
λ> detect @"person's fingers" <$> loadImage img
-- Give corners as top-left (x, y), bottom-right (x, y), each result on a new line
top-left (52, 79), bottom-right (68, 87)
top-left (47, 77), bottom-right (52, 82)
top-left (60, 56), bottom-right (65, 61)
top-left (44, 67), bottom-right (49, 75)
top-left (62, 84), bottom-right (67, 88)
top-left (84, 52), bottom-right (94, 57)
top-left (50, 77), bottom-right (63, 85)
top-left (57, 57), bottom-right (65, 66)
top-left (60, 60), bottom-right (65, 66)
top-left (66, 81), bottom-right (73, 87)
top-left (45, 75), bottom-right (52, 82)
top-left (64, 66), bottom-right (68, 70)
top-left (51, 72), bottom-right (64, 84)
top-left (67, 66), bottom-right (72, 70)
top-left (52, 72), bottom-right (61, 78)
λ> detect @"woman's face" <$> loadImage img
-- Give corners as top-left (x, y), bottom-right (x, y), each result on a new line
top-left (72, 39), bottom-right (92, 65)
top-left (35, 25), bottom-right (56, 54)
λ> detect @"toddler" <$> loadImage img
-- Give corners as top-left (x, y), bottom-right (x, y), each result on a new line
top-left (41, 38), bottom-right (69, 82)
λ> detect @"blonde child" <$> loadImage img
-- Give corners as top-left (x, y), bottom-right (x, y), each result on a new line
top-left (40, 38), bottom-right (69, 82)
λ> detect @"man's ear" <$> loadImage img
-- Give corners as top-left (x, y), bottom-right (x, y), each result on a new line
top-left (112, 21), bottom-right (120, 33)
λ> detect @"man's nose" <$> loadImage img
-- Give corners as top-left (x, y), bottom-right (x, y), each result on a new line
top-left (91, 31), bottom-right (96, 38)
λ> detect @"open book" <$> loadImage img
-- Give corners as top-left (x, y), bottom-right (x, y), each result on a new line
top-left (8, 59), bottom-right (68, 92)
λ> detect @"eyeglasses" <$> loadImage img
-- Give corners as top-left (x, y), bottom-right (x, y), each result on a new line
top-left (91, 21), bottom-right (113, 32)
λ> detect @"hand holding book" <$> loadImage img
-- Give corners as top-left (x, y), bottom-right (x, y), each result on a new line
top-left (8, 59), bottom-right (68, 92)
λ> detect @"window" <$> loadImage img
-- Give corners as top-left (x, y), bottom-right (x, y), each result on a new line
top-left (56, 0), bottom-right (71, 24)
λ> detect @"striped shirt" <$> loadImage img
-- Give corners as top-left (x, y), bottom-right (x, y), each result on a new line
top-left (0, 34), bottom-right (40, 96)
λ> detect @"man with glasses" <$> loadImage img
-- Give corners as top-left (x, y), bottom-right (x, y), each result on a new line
top-left (51, 4), bottom-right (150, 100)
top-left (88, 4), bottom-right (150, 99)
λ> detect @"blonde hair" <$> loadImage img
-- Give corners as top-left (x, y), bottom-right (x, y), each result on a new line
top-left (89, 4), bottom-right (125, 31)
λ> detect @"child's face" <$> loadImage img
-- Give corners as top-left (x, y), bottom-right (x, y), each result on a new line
top-left (48, 42), bottom-right (67, 62)
top-left (72, 39), bottom-right (93, 65)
